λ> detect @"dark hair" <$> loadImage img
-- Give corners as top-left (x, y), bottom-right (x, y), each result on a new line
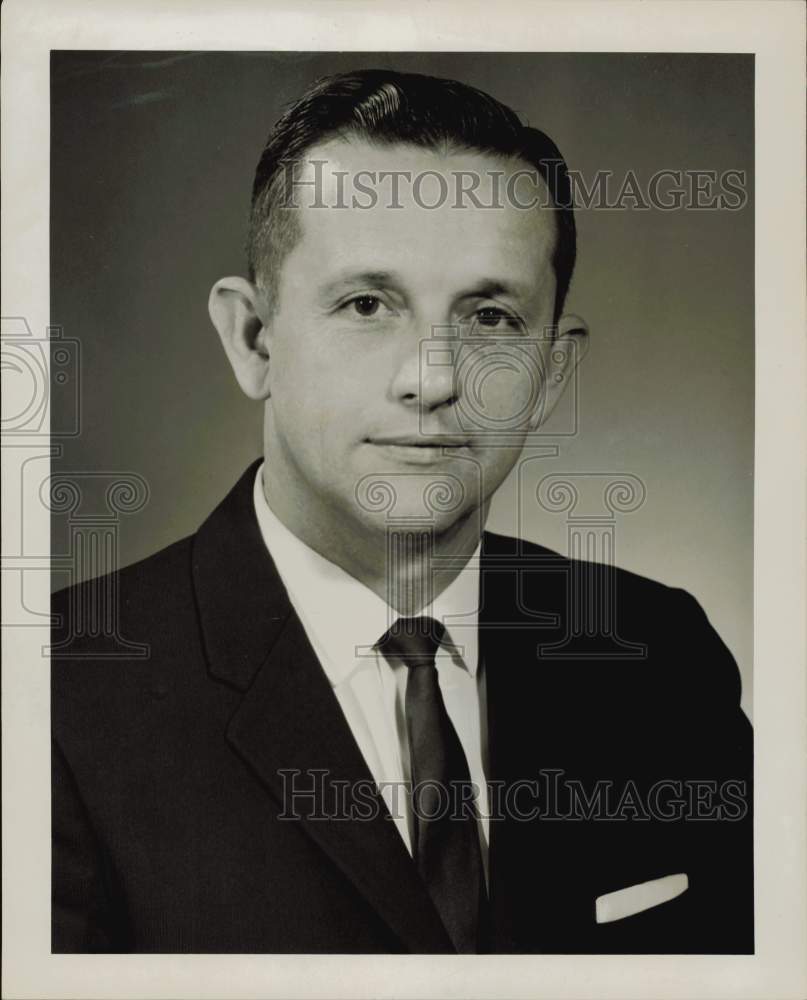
top-left (247, 69), bottom-right (576, 323)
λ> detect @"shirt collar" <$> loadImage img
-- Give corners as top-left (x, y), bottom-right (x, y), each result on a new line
top-left (252, 463), bottom-right (481, 686)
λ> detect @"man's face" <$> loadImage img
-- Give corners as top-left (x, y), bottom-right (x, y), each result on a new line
top-left (259, 139), bottom-right (560, 540)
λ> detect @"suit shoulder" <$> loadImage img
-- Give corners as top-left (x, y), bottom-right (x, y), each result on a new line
top-left (51, 535), bottom-right (199, 700)
top-left (50, 530), bottom-right (228, 760)
top-left (483, 530), bottom-right (731, 661)
top-left (52, 534), bottom-right (194, 621)
top-left (485, 528), bottom-right (681, 601)
top-left (487, 532), bottom-right (745, 716)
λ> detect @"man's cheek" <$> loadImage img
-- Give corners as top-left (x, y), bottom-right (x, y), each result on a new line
top-left (456, 359), bottom-right (538, 436)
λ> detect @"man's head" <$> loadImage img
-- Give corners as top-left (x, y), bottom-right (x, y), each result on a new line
top-left (210, 69), bottom-right (588, 565)
top-left (245, 69), bottom-right (577, 325)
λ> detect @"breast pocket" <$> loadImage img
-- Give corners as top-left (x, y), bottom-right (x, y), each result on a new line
top-left (595, 872), bottom-right (689, 923)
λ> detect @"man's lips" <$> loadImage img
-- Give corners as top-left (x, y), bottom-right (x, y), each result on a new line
top-left (365, 436), bottom-right (473, 465)
top-left (367, 435), bottom-right (471, 448)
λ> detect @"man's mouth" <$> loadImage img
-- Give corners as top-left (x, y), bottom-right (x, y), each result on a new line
top-left (368, 435), bottom-right (471, 448)
top-left (365, 435), bottom-right (472, 463)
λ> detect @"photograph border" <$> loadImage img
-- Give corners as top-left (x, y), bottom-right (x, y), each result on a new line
top-left (2, 2), bottom-right (805, 998)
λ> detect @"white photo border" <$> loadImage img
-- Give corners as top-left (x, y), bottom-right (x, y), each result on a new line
top-left (2, 1), bottom-right (805, 998)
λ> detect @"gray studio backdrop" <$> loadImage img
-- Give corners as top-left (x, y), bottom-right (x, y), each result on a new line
top-left (50, 51), bottom-right (754, 714)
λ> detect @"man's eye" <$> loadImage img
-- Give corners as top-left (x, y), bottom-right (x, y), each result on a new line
top-left (473, 307), bottom-right (524, 332)
top-left (346, 295), bottom-right (384, 318)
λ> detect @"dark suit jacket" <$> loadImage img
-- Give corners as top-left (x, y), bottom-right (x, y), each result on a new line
top-left (52, 460), bottom-right (753, 953)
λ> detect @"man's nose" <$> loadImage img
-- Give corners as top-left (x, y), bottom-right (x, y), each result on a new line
top-left (389, 334), bottom-right (458, 410)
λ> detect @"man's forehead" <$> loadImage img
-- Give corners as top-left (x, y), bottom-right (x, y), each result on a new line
top-left (284, 137), bottom-right (558, 276)
top-left (293, 135), bottom-right (553, 204)
top-left (297, 136), bottom-right (522, 174)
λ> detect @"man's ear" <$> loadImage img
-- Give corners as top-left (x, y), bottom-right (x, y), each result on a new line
top-left (208, 277), bottom-right (273, 400)
top-left (529, 313), bottom-right (590, 430)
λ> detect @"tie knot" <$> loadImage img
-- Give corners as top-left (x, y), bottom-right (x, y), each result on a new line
top-left (379, 616), bottom-right (445, 668)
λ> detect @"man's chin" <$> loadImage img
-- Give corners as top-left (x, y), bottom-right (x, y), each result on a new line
top-left (352, 473), bottom-right (477, 528)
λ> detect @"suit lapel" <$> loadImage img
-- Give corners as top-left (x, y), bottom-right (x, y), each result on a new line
top-left (191, 461), bottom-right (452, 953)
top-left (225, 610), bottom-right (453, 952)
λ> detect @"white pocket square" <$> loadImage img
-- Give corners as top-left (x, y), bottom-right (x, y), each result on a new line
top-left (595, 872), bottom-right (689, 924)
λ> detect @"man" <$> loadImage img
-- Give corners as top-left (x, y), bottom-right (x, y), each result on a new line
top-left (52, 69), bottom-right (753, 954)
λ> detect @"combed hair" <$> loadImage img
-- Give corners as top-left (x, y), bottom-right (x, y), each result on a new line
top-left (247, 69), bottom-right (576, 322)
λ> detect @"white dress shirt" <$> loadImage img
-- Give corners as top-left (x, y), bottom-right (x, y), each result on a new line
top-left (252, 464), bottom-right (489, 875)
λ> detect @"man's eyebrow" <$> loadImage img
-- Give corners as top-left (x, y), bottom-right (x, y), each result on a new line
top-left (317, 270), bottom-right (402, 300)
top-left (455, 278), bottom-right (533, 303)
top-left (316, 272), bottom-right (536, 305)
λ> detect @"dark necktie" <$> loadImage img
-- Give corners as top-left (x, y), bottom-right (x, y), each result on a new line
top-left (379, 616), bottom-right (484, 953)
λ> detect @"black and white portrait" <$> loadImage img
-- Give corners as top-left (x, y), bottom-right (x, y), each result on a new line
top-left (49, 50), bottom-right (755, 954)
